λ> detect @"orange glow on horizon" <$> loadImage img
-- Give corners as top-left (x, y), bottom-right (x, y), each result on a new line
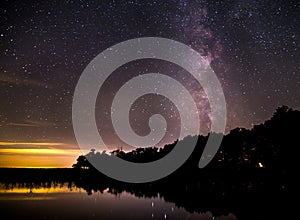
top-left (0, 142), bottom-right (82, 168)
top-left (0, 148), bottom-right (81, 155)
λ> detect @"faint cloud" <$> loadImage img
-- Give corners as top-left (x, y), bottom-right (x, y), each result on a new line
top-left (0, 73), bottom-right (50, 88)
top-left (25, 119), bottom-right (52, 127)
top-left (6, 119), bottom-right (52, 127)
top-left (0, 141), bottom-right (79, 150)
top-left (0, 142), bottom-right (67, 150)
top-left (6, 122), bottom-right (36, 127)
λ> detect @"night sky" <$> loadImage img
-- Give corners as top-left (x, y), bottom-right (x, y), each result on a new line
top-left (0, 0), bottom-right (299, 167)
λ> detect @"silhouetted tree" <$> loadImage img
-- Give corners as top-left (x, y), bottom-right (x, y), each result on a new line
top-left (72, 155), bottom-right (91, 169)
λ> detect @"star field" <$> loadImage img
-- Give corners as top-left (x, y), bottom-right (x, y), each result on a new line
top-left (0, 0), bottom-right (299, 154)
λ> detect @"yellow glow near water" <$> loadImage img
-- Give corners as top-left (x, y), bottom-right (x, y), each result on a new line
top-left (0, 185), bottom-right (79, 194)
top-left (0, 142), bottom-right (82, 168)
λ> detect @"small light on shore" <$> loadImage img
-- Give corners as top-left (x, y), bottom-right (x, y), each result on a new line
top-left (258, 162), bottom-right (264, 168)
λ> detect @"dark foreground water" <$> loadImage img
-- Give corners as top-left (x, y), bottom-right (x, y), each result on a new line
top-left (0, 168), bottom-right (292, 219)
top-left (0, 183), bottom-right (236, 220)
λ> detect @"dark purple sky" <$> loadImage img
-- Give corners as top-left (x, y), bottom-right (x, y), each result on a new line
top-left (0, 0), bottom-right (299, 153)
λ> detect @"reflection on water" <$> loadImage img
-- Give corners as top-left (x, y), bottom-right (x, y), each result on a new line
top-left (0, 182), bottom-right (236, 220)
top-left (0, 183), bottom-right (79, 194)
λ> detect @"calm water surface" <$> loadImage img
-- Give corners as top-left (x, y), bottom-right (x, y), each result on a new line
top-left (0, 183), bottom-right (236, 220)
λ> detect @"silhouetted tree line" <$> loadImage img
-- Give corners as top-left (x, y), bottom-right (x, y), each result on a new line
top-left (73, 105), bottom-right (299, 177)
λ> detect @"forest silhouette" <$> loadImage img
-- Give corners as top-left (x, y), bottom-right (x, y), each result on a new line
top-left (73, 105), bottom-right (297, 178)
top-left (0, 105), bottom-right (297, 219)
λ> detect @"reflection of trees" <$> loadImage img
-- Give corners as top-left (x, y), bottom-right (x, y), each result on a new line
top-left (0, 169), bottom-right (290, 220)
top-left (0, 181), bottom-right (75, 192)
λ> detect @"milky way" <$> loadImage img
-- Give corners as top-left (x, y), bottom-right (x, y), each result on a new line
top-left (0, 0), bottom-right (299, 152)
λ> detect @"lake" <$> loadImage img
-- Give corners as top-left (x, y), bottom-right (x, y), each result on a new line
top-left (0, 183), bottom-right (237, 220)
